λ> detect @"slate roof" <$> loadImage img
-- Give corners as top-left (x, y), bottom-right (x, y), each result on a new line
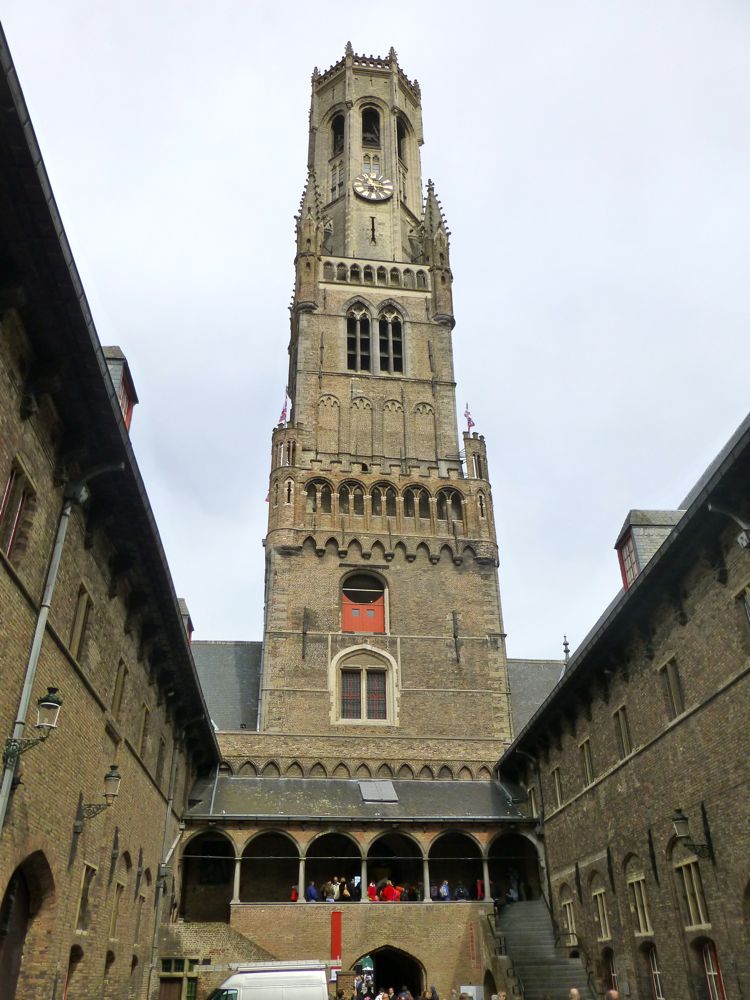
top-left (186, 776), bottom-right (526, 823)
top-left (506, 658), bottom-right (565, 735)
top-left (192, 641), bottom-right (262, 731)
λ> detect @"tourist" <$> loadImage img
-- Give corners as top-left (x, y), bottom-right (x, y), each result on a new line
top-left (305, 881), bottom-right (319, 902)
top-left (454, 881), bottom-right (469, 900)
top-left (438, 879), bottom-right (451, 901)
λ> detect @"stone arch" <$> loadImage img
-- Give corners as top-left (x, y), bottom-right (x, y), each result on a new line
top-left (428, 830), bottom-right (483, 899)
top-left (457, 766), bottom-right (472, 781)
top-left (415, 542), bottom-right (431, 562)
top-left (462, 544), bottom-right (477, 562)
top-left (440, 543), bottom-right (454, 562)
top-left (218, 760), bottom-right (234, 776)
top-left (397, 763), bottom-right (415, 779)
top-left (238, 760), bottom-right (257, 776)
top-left (346, 538), bottom-right (363, 560)
top-left (333, 762), bottom-right (351, 778)
top-left (356, 763), bottom-right (372, 778)
top-left (418, 765), bottom-right (434, 780)
top-left (180, 829), bottom-right (235, 922)
top-left (377, 297), bottom-right (410, 320)
top-left (240, 831), bottom-right (300, 903)
top-left (393, 541), bottom-right (408, 562)
top-left (352, 947), bottom-right (424, 998)
top-left (367, 832), bottom-right (424, 900)
top-left (488, 831), bottom-right (543, 900)
top-left (309, 761), bottom-right (328, 778)
top-left (477, 765), bottom-right (493, 779)
top-left (261, 761), bottom-right (280, 777)
top-left (377, 763), bottom-right (393, 778)
top-left (325, 537), bottom-right (339, 556)
top-left (305, 831), bottom-right (362, 893)
top-left (0, 851), bottom-right (56, 998)
top-left (285, 761), bottom-right (304, 777)
top-left (302, 536), bottom-right (317, 555)
top-left (416, 270), bottom-right (427, 289)
top-left (318, 394), bottom-right (340, 454)
top-left (371, 540), bottom-right (386, 561)
top-left (437, 765), bottom-right (453, 780)
top-left (323, 261), bottom-right (335, 281)
top-left (63, 945), bottom-right (84, 1000)
top-left (483, 971), bottom-right (498, 998)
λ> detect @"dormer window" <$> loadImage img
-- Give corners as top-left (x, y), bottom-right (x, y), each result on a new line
top-left (618, 531), bottom-right (639, 589)
top-left (342, 573), bottom-right (386, 634)
top-left (362, 107), bottom-right (380, 148)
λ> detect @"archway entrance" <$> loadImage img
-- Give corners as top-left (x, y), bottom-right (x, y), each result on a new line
top-left (241, 832), bottom-right (299, 902)
top-left (306, 833), bottom-right (361, 899)
top-left (356, 947), bottom-right (423, 996)
top-left (483, 970), bottom-right (497, 997)
top-left (0, 851), bottom-right (55, 999)
top-left (488, 833), bottom-right (541, 900)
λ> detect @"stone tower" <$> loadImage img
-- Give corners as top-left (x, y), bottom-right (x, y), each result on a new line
top-left (258, 44), bottom-right (513, 778)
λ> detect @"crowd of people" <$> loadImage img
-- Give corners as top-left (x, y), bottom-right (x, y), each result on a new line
top-left (300, 877), bottom-right (485, 902)
top-left (341, 980), bottom-right (439, 1000)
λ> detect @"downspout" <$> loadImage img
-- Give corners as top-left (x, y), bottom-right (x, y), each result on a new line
top-left (0, 465), bottom-right (123, 831)
top-left (146, 739), bottom-right (182, 1000)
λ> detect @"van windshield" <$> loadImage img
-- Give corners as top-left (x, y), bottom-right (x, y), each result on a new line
top-left (206, 991), bottom-right (238, 1000)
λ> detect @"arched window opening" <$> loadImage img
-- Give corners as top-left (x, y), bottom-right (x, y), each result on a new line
top-left (367, 834), bottom-right (422, 901)
top-left (390, 268), bottom-right (401, 287)
top-left (377, 267), bottom-right (388, 285)
top-left (352, 487), bottom-right (365, 515)
top-left (323, 262), bottom-right (334, 281)
top-left (428, 833), bottom-right (483, 901)
top-left (240, 833), bottom-right (299, 903)
top-left (337, 263), bottom-right (348, 282)
top-left (363, 266), bottom-right (374, 285)
top-left (331, 114), bottom-right (344, 156)
top-left (473, 453), bottom-right (484, 478)
top-left (362, 107), bottom-right (381, 147)
top-left (350, 264), bottom-right (361, 283)
top-left (404, 487), bottom-right (429, 520)
top-left (602, 949), bottom-right (619, 991)
top-left (478, 492), bottom-right (486, 518)
top-left (180, 832), bottom-right (234, 922)
top-left (559, 885), bottom-right (577, 946)
top-left (306, 480), bottom-right (332, 514)
top-left (416, 270), bottom-right (427, 289)
top-left (306, 834), bottom-right (361, 900)
top-left (330, 162), bottom-right (344, 201)
top-left (363, 153), bottom-right (381, 175)
top-left (339, 484), bottom-right (350, 514)
top-left (285, 480), bottom-right (293, 505)
top-left (437, 489), bottom-right (463, 525)
top-left (342, 574), bottom-right (385, 634)
top-left (403, 269), bottom-right (415, 289)
top-left (347, 307), bottom-right (371, 372)
top-left (397, 116), bottom-right (408, 164)
top-left (488, 833), bottom-right (541, 901)
top-left (378, 309), bottom-right (403, 374)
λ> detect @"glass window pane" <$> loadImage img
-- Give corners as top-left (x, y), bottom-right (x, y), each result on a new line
top-left (341, 670), bottom-right (362, 719)
top-left (366, 671), bottom-right (387, 720)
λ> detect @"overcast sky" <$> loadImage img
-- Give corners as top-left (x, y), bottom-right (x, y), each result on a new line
top-left (3, 2), bottom-right (750, 660)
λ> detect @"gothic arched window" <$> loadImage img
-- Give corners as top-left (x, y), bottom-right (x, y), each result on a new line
top-left (371, 485), bottom-right (396, 518)
top-left (397, 116), bottom-right (408, 164)
top-left (347, 306), bottom-right (371, 372)
top-left (404, 486), bottom-right (429, 520)
top-left (378, 309), bottom-right (403, 374)
top-left (335, 648), bottom-right (393, 723)
top-left (331, 114), bottom-right (344, 156)
top-left (341, 574), bottom-right (386, 635)
top-left (437, 489), bottom-right (463, 525)
top-left (306, 479), bottom-right (332, 514)
top-left (362, 107), bottom-right (380, 148)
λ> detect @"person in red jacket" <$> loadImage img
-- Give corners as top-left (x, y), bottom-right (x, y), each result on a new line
top-left (382, 880), bottom-right (398, 902)
top-left (367, 881), bottom-right (378, 901)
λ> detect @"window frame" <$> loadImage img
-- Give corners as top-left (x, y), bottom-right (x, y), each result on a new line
top-left (702, 942), bottom-right (727, 1000)
top-left (561, 897), bottom-right (577, 946)
top-left (618, 531), bottom-right (639, 588)
top-left (112, 660), bottom-right (128, 719)
top-left (69, 584), bottom-right (93, 661)
top-left (627, 873), bottom-right (653, 934)
top-left (675, 857), bottom-right (710, 928)
top-left (614, 705), bottom-right (633, 758)
top-left (0, 462), bottom-right (35, 562)
top-left (579, 738), bottom-right (594, 787)
top-left (647, 945), bottom-right (665, 1000)
top-left (75, 863), bottom-right (97, 933)
top-left (592, 887), bottom-right (611, 941)
top-left (659, 657), bottom-right (684, 720)
top-left (551, 766), bottom-right (563, 810)
top-left (331, 647), bottom-right (397, 727)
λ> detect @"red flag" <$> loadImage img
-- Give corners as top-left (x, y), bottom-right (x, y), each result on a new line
top-left (278, 395), bottom-right (288, 426)
top-left (464, 403), bottom-right (475, 431)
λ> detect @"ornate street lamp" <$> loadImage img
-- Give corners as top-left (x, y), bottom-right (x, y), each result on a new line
top-left (2, 688), bottom-right (62, 766)
top-left (74, 764), bottom-right (122, 832)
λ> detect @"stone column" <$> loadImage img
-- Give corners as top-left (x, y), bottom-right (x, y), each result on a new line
top-left (298, 857), bottom-right (305, 901)
top-left (232, 856), bottom-right (242, 904)
top-left (361, 857), bottom-right (368, 902)
top-left (482, 857), bottom-right (491, 904)
top-left (423, 857), bottom-right (430, 903)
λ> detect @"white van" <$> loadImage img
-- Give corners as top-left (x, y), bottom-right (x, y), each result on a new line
top-left (206, 961), bottom-right (330, 1000)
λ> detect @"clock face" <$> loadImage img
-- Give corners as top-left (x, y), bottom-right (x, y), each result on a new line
top-left (353, 172), bottom-right (394, 202)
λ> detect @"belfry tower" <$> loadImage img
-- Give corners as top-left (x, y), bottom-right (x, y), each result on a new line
top-left (259, 44), bottom-right (513, 777)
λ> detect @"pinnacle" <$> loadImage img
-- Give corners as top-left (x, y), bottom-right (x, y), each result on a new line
top-left (422, 179), bottom-right (451, 241)
top-left (296, 168), bottom-right (323, 225)
top-left (345, 41), bottom-right (354, 56)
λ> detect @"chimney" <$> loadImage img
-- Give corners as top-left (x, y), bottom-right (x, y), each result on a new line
top-left (103, 346), bottom-right (138, 430)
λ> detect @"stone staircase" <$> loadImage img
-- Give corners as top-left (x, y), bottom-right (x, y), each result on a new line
top-left (497, 900), bottom-right (595, 1000)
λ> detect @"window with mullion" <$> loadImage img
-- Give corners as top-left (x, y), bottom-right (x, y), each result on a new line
top-left (341, 670), bottom-right (362, 719)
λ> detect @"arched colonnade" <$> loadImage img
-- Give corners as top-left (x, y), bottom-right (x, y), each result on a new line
top-left (179, 827), bottom-right (542, 921)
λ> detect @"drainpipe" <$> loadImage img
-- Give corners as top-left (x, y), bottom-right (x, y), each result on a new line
top-left (146, 741), bottom-right (182, 1000)
top-left (0, 465), bottom-right (123, 832)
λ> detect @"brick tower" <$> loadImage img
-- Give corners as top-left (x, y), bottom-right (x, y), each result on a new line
top-left (258, 43), bottom-right (513, 776)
